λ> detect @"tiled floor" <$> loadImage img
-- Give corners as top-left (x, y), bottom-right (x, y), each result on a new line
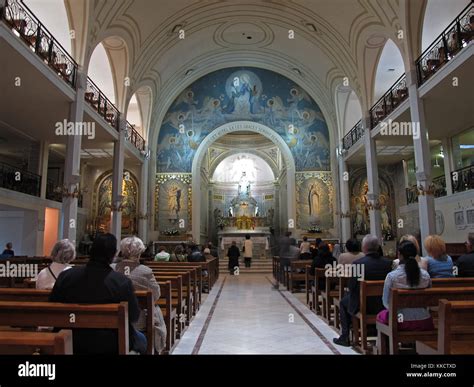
top-left (172, 274), bottom-right (358, 355)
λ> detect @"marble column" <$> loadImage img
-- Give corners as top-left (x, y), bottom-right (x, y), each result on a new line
top-left (338, 153), bottom-right (351, 242)
top-left (138, 156), bottom-right (149, 242)
top-left (442, 137), bottom-right (454, 196)
top-left (39, 141), bottom-right (50, 199)
top-left (362, 115), bottom-right (382, 240)
top-left (61, 71), bottom-right (86, 245)
top-left (407, 69), bottom-right (436, 248)
top-left (110, 117), bottom-right (126, 247)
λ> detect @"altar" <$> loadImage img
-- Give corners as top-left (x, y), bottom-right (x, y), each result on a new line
top-left (218, 229), bottom-right (271, 259)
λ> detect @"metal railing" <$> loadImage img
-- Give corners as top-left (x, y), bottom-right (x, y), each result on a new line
top-left (0, 162), bottom-right (41, 197)
top-left (416, 2), bottom-right (474, 86)
top-left (432, 174), bottom-right (447, 198)
top-left (406, 185), bottom-right (419, 205)
top-left (45, 179), bottom-right (84, 207)
top-left (369, 74), bottom-right (409, 129)
top-left (342, 120), bottom-right (364, 151)
top-left (126, 121), bottom-right (146, 152)
top-left (1, 0), bottom-right (78, 88)
top-left (84, 77), bottom-right (120, 130)
top-left (452, 165), bottom-right (474, 193)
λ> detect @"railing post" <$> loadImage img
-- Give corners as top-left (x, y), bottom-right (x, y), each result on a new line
top-left (456, 20), bottom-right (463, 50)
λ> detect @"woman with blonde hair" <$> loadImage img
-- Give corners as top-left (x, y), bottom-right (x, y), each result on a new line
top-left (392, 235), bottom-right (427, 270)
top-left (424, 235), bottom-right (454, 278)
top-left (113, 236), bottom-right (167, 353)
top-left (36, 239), bottom-right (75, 289)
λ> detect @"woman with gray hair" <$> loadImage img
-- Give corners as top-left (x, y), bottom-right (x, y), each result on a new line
top-left (36, 239), bottom-right (75, 289)
top-left (112, 236), bottom-right (167, 354)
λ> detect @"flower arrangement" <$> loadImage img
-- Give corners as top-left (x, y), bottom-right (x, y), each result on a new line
top-left (308, 226), bottom-right (322, 233)
top-left (163, 228), bottom-right (179, 236)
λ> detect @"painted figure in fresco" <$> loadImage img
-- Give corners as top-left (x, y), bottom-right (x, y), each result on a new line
top-left (167, 184), bottom-right (181, 217)
top-left (308, 184), bottom-right (320, 216)
top-left (225, 75), bottom-right (252, 115)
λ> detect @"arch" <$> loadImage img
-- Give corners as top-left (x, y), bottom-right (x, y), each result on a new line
top-left (191, 121), bottom-right (296, 242)
top-left (212, 152), bottom-right (276, 183)
top-left (85, 36), bottom-right (130, 110)
top-left (372, 39), bottom-right (406, 105)
top-left (126, 85), bottom-right (153, 140)
top-left (334, 84), bottom-right (363, 141)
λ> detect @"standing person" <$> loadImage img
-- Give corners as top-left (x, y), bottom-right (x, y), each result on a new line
top-left (114, 236), bottom-right (167, 354)
top-left (49, 233), bottom-right (146, 354)
top-left (36, 239), bottom-right (75, 290)
top-left (243, 234), bottom-right (253, 268)
top-left (456, 233), bottom-right (474, 277)
top-left (1, 242), bottom-right (14, 257)
top-left (227, 241), bottom-right (240, 275)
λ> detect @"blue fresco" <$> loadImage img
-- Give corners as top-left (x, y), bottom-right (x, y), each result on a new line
top-left (157, 67), bottom-right (331, 172)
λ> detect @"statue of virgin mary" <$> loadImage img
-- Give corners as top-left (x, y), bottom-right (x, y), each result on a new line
top-left (308, 184), bottom-right (320, 216)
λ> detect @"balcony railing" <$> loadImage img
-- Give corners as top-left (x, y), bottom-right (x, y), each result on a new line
top-left (342, 120), bottom-right (364, 151)
top-left (452, 165), bottom-right (474, 193)
top-left (45, 179), bottom-right (83, 207)
top-left (406, 175), bottom-right (447, 205)
top-left (369, 74), bottom-right (409, 129)
top-left (406, 185), bottom-right (419, 205)
top-left (126, 122), bottom-right (146, 152)
top-left (1, 0), bottom-right (78, 88)
top-left (0, 162), bottom-right (41, 197)
top-left (416, 2), bottom-right (474, 86)
top-left (84, 77), bottom-right (120, 130)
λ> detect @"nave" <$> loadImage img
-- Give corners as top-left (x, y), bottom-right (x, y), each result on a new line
top-left (173, 274), bottom-right (356, 355)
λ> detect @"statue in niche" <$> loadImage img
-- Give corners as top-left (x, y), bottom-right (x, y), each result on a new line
top-left (238, 171), bottom-right (251, 196)
top-left (379, 194), bottom-right (392, 235)
top-left (308, 184), bottom-right (320, 216)
top-left (167, 184), bottom-right (181, 218)
top-left (228, 206), bottom-right (234, 217)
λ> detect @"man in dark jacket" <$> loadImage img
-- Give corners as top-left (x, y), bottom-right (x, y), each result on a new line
top-left (456, 233), bottom-right (474, 277)
top-left (187, 243), bottom-right (206, 262)
top-left (333, 234), bottom-right (392, 347)
top-left (49, 233), bottom-right (146, 354)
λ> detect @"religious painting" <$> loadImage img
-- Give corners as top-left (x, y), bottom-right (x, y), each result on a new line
top-left (156, 67), bottom-right (331, 173)
top-left (155, 175), bottom-right (191, 236)
top-left (93, 170), bottom-right (138, 234)
top-left (454, 210), bottom-right (465, 227)
top-left (296, 173), bottom-right (333, 231)
top-left (467, 209), bottom-right (474, 225)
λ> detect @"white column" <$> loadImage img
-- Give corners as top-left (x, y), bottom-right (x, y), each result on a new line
top-left (110, 118), bottom-right (126, 246)
top-left (407, 69), bottom-right (436, 248)
top-left (442, 137), bottom-right (453, 196)
top-left (39, 141), bottom-right (49, 199)
top-left (138, 157), bottom-right (149, 242)
top-left (61, 71), bottom-right (86, 245)
top-left (338, 154), bottom-right (351, 243)
top-left (362, 115), bottom-right (382, 240)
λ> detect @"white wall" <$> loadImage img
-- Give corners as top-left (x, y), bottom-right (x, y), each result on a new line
top-left (0, 210), bottom-right (37, 256)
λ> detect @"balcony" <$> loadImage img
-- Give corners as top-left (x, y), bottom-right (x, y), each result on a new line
top-left (405, 175), bottom-right (447, 205)
top-left (1, 0), bottom-right (78, 88)
top-left (0, 162), bottom-right (40, 197)
top-left (125, 121), bottom-right (146, 152)
top-left (342, 120), bottom-right (364, 151)
top-left (84, 77), bottom-right (120, 131)
top-left (369, 74), bottom-right (409, 129)
top-left (416, 2), bottom-right (474, 86)
top-left (452, 165), bottom-right (474, 193)
top-left (45, 179), bottom-right (84, 208)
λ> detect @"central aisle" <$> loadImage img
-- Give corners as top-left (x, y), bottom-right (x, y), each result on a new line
top-left (172, 274), bottom-right (357, 355)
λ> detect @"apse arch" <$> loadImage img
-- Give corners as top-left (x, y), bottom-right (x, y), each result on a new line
top-left (191, 121), bottom-right (296, 242)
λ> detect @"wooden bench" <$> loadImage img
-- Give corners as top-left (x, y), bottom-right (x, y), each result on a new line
top-left (153, 274), bottom-right (185, 337)
top-left (305, 265), bottom-right (314, 306)
top-left (377, 287), bottom-right (474, 354)
top-left (0, 301), bottom-right (130, 354)
top-left (288, 260), bottom-right (312, 292)
top-left (0, 329), bottom-right (73, 355)
top-left (333, 276), bottom-right (350, 330)
top-left (321, 273), bottom-right (348, 325)
top-left (0, 288), bottom-right (155, 355)
top-left (157, 280), bottom-right (176, 354)
top-left (311, 268), bottom-right (326, 314)
top-left (416, 299), bottom-right (474, 355)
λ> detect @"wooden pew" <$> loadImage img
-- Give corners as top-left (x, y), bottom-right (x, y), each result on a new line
top-left (288, 260), bottom-right (312, 292)
top-left (416, 299), bottom-right (474, 355)
top-left (305, 265), bottom-right (314, 306)
top-left (157, 280), bottom-right (175, 354)
top-left (321, 273), bottom-right (343, 324)
top-left (153, 274), bottom-right (185, 337)
top-left (273, 256), bottom-right (280, 281)
top-left (0, 301), bottom-right (130, 354)
top-left (311, 268), bottom-right (326, 314)
top-left (333, 276), bottom-right (350, 330)
top-left (0, 288), bottom-right (155, 355)
top-left (0, 330), bottom-right (73, 355)
top-left (377, 287), bottom-right (474, 354)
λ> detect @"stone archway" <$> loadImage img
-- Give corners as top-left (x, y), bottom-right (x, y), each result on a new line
top-left (191, 121), bottom-right (296, 242)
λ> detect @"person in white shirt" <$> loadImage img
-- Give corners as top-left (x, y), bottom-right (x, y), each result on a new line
top-left (243, 234), bottom-right (253, 268)
top-left (36, 239), bottom-right (75, 289)
top-left (338, 239), bottom-right (364, 266)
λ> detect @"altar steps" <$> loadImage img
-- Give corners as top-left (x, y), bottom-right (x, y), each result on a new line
top-left (219, 258), bottom-right (272, 274)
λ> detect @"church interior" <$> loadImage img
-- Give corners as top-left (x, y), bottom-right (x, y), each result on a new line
top-left (0, 0), bottom-right (473, 371)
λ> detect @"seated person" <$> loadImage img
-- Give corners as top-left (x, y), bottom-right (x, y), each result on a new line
top-left (377, 241), bottom-right (434, 331)
top-left (455, 232), bottom-right (474, 277)
top-left (338, 239), bottom-right (364, 266)
top-left (392, 234), bottom-right (427, 270)
top-left (113, 236), bottom-right (167, 353)
top-left (423, 235), bottom-right (454, 278)
top-left (36, 239), bottom-right (75, 290)
top-left (299, 236), bottom-right (311, 260)
top-left (310, 243), bottom-right (336, 290)
top-left (188, 243), bottom-right (205, 262)
top-left (154, 246), bottom-right (170, 262)
top-left (49, 233), bottom-right (146, 354)
top-left (1, 242), bottom-right (14, 257)
top-left (203, 247), bottom-right (213, 261)
top-left (333, 235), bottom-right (392, 347)
top-left (170, 245), bottom-right (186, 262)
